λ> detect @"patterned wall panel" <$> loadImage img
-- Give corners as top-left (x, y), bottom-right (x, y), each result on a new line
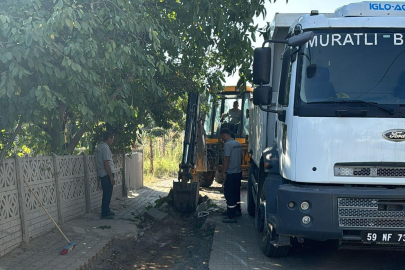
top-left (112, 154), bottom-right (123, 198)
top-left (1, 153), bottom-right (126, 257)
top-left (57, 156), bottom-right (86, 222)
top-left (88, 156), bottom-right (102, 212)
top-left (19, 157), bottom-right (59, 240)
top-left (89, 154), bottom-right (123, 213)
top-left (0, 159), bottom-right (22, 257)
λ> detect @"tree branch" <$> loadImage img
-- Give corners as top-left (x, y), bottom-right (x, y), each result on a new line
top-left (0, 117), bottom-right (23, 164)
top-left (66, 125), bottom-right (89, 154)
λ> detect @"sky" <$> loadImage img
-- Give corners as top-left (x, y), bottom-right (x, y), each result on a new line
top-left (225, 0), bottom-right (397, 85)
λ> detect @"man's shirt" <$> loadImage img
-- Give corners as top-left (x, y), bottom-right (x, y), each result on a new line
top-left (96, 142), bottom-right (115, 177)
top-left (224, 138), bottom-right (243, 174)
top-left (227, 109), bottom-right (241, 124)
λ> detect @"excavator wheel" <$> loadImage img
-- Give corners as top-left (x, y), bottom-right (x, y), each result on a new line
top-left (199, 171), bottom-right (215, 187)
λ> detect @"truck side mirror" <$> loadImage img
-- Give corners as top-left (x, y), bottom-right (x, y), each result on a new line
top-left (287, 31), bottom-right (314, 47)
top-left (253, 86), bottom-right (272, 106)
top-left (253, 47), bottom-right (271, 85)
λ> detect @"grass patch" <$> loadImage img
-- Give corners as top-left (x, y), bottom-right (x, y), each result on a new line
top-left (141, 130), bottom-right (183, 182)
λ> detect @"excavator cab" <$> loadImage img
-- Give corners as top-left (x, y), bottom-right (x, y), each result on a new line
top-left (200, 86), bottom-right (252, 186)
top-left (205, 86), bottom-right (251, 140)
top-left (173, 87), bottom-right (252, 212)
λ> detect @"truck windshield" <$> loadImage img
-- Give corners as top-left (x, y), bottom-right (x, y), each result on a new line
top-left (299, 30), bottom-right (405, 106)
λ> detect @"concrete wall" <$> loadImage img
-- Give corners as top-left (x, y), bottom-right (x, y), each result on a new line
top-left (0, 153), bottom-right (132, 257)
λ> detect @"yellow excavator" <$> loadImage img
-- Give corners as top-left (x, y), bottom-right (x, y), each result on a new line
top-left (173, 86), bottom-right (252, 212)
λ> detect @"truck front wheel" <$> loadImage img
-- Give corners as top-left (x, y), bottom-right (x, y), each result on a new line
top-left (261, 226), bottom-right (290, 258)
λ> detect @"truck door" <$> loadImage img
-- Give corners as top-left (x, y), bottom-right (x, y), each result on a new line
top-left (277, 47), bottom-right (293, 175)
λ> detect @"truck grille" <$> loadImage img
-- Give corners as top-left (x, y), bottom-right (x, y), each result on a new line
top-left (335, 166), bottom-right (405, 177)
top-left (338, 198), bottom-right (405, 229)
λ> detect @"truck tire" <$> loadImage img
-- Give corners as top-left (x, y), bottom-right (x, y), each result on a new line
top-left (199, 171), bottom-right (215, 187)
top-left (261, 227), bottom-right (290, 258)
top-left (255, 203), bottom-right (264, 232)
top-left (247, 164), bottom-right (255, 216)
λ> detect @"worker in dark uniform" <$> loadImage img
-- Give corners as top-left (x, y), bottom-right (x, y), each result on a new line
top-left (220, 128), bottom-right (243, 223)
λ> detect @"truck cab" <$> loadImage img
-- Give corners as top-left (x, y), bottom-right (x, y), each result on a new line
top-left (249, 2), bottom-right (405, 257)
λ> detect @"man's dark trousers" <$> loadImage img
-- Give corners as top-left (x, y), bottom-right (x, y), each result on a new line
top-left (224, 172), bottom-right (242, 218)
top-left (100, 173), bottom-right (114, 216)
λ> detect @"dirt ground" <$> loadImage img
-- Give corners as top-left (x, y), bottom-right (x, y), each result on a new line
top-left (86, 200), bottom-right (216, 270)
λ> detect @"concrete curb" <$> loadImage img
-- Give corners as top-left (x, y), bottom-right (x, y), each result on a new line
top-left (77, 239), bottom-right (111, 270)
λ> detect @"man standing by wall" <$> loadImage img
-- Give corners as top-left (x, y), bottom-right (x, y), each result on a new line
top-left (220, 128), bottom-right (243, 223)
top-left (96, 132), bottom-right (116, 219)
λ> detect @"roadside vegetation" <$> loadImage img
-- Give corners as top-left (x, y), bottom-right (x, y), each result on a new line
top-left (140, 129), bottom-right (183, 184)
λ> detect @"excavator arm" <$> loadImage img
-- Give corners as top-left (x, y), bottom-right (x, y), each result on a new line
top-left (178, 92), bottom-right (200, 182)
top-left (173, 92), bottom-right (206, 212)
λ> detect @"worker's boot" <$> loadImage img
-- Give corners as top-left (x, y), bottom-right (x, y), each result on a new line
top-left (222, 211), bottom-right (241, 217)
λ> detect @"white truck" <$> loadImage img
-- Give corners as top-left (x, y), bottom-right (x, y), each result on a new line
top-left (249, 2), bottom-right (405, 257)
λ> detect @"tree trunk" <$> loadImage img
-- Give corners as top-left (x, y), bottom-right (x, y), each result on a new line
top-left (149, 136), bottom-right (154, 174)
top-left (49, 102), bottom-right (67, 154)
top-left (67, 126), bottom-right (88, 154)
top-left (0, 117), bottom-right (23, 164)
top-left (50, 120), bottom-right (63, 154)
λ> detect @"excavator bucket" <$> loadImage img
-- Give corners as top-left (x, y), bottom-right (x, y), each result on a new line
top-left (173, 181), bottom-right (200, 212)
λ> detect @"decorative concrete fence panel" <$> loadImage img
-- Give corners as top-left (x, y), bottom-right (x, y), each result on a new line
top-left (56, 156), bottom-right (86, 222)
top-left (19, 156), bottom-right (59, 240)
top-left (112, 154), bottom-right (124, 198)
top-left (0, 159), bottom-right (22, 256)
top-left (88, 155), bottom-right (103, 212)
top-left (0, 152), bottom-right (135, 258)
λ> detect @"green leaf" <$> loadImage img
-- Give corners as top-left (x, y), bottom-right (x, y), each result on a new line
top-left (1, 115), bottom-right (8, 127)
top-left (12, 66), bottom-right (19, 77)
top-left (6, 81), bottom-right (14, 98)
top-left (25, 35), bottom-right (32, 46)
top-left (55, 68), bottom-right (61, 78)
top-left (5, 52), bottom-right (12, 61)
top-left (65, 18), bottom-right (72, 28)
top-left (14, 51), bottom-right (21, 62)
top-left (0, 86), bottom-right (5, 98)
top-left (75, 21), bottom-right (81, 30)
top-left (9, 62), bottom-right (15, 72)
top-left (0, 15), bottom-right (7, 24)
top-left (8, 102), bottom-right (15, 114)
top-left (46, 66), bottom-right (53, 75)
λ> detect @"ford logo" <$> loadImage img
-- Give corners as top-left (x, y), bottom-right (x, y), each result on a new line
top-left (382, 129), bottom-right (405, 142)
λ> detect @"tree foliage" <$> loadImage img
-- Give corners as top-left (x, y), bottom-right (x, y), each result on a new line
top-left (0, 0), bottom-right (268, 156)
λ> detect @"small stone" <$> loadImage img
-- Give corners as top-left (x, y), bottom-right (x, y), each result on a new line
top-left (145, 208), bottom-right (168, 222)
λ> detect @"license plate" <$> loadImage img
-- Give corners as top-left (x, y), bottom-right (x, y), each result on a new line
top-left (362, 232), bottom-right (405, 244)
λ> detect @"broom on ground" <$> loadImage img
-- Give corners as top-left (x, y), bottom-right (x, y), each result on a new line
top-left (24, 179), bottom-right (77, 255)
